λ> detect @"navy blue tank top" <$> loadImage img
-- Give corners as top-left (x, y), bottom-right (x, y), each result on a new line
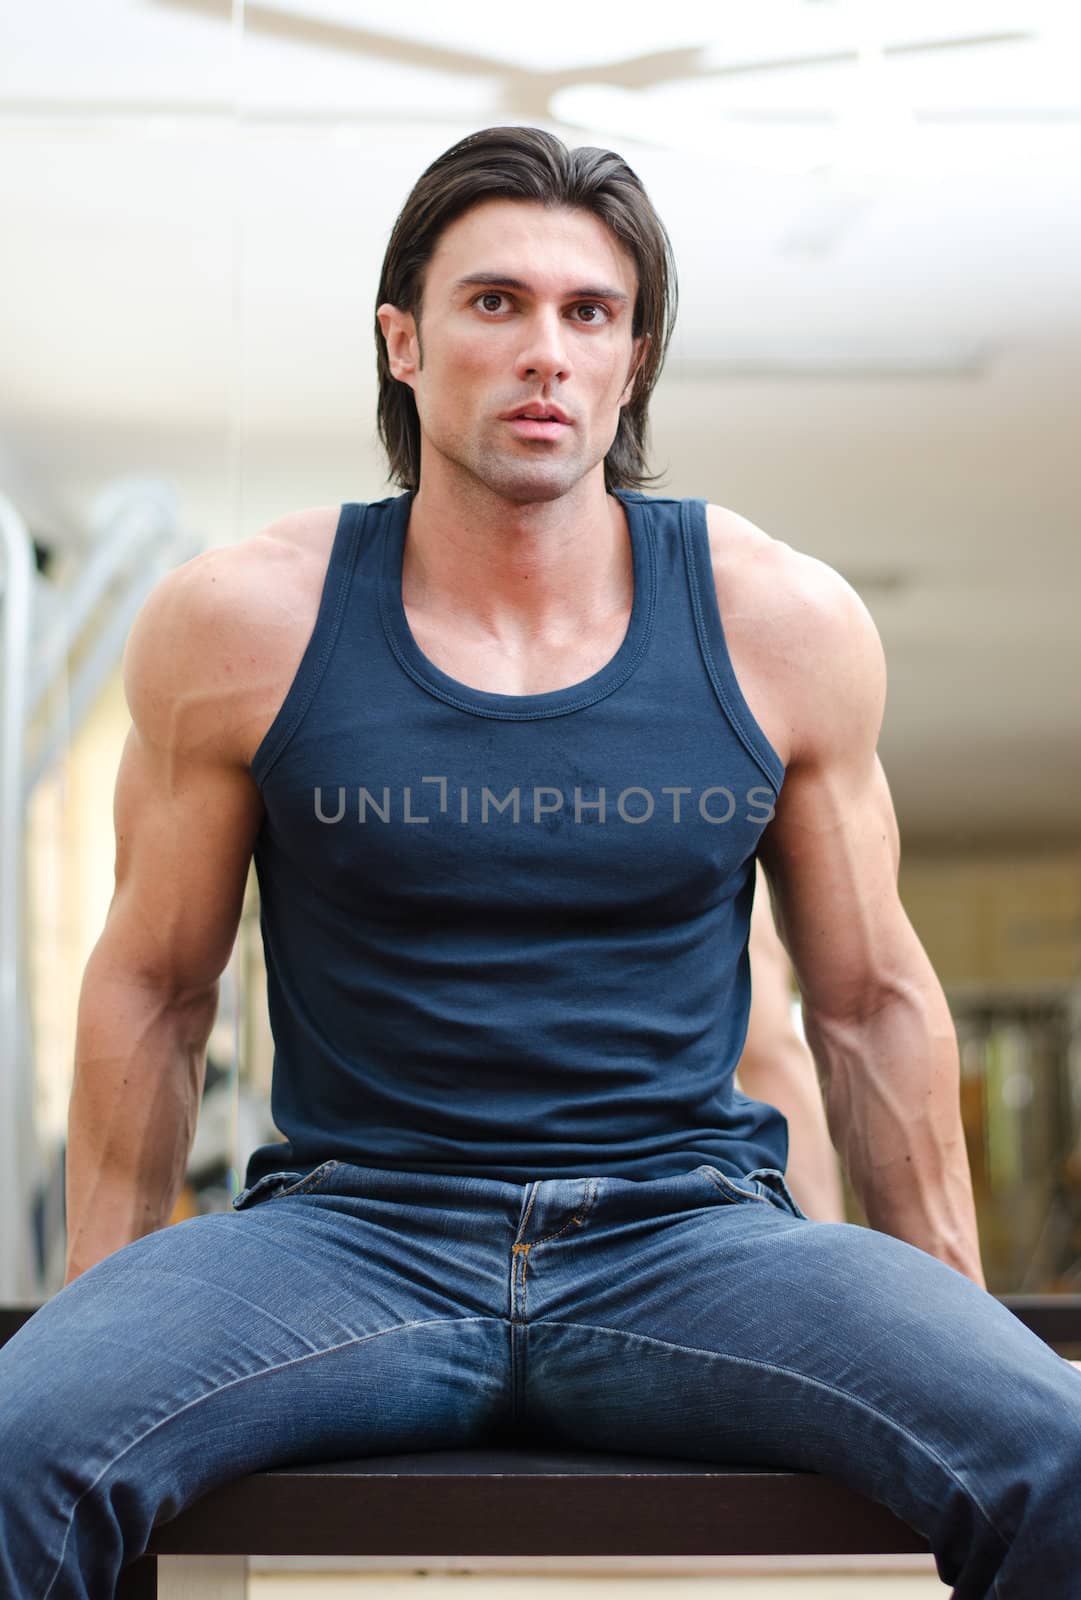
top-left (242, 489), bottom-right (789, 1188)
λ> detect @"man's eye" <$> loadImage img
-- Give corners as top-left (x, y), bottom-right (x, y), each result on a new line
top-left (472, 293), bottom-right (609, 324)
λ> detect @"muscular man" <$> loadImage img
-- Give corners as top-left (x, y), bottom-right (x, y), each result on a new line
top-left (1, 126), bottom-right (1078, 1598)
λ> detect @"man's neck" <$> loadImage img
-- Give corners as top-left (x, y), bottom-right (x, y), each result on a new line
top-left (402, 476), bottom-right (633, 647)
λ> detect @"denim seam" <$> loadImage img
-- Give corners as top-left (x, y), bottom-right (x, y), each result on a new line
top-left (39, 1314), bottom-right (501, 1599)
top-left (532, 1318), bottom-right (1013, 1556)
top-left (516, 1181), bottom-right (540, 1242)
top-left (509, 1181), bottom-right (598, 1429)
top-left (276, 1160), bottom-right (342, 1199)
top-left (104, 1266), bottom-right (342, 1353)
top-left (524, 1177), bottom-right (600, 1248)
top-left (702, 1169), bottom-right (771, 1206)
top-left (233, 1160), bottom-right (342, 1211)
top-left (509, 1253), bottom-right (527, 1424)
top-left (511, 1180), bottom-right (599, 1330)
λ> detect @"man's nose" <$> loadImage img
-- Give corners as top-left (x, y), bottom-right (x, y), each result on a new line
top-left (516, 307), bottom-right (571, 382)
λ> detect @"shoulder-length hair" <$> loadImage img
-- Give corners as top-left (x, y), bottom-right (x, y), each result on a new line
top-left (374, 125), bottom-right (678, 493)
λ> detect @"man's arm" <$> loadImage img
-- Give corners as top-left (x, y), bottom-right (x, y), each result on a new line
top-left (755, 558), bottom-right (986, 1287)
top-left (736, 860), bottom-right (847, 1223)
top-left (64, 552), bottom-right (266, 1286)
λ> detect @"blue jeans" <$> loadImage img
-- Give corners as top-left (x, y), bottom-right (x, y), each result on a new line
top-left (1, 1158), bottom-right (1079, 1598)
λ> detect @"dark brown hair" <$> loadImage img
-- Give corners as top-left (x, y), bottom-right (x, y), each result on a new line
top-left (374, 125), bottom-right (678, 493)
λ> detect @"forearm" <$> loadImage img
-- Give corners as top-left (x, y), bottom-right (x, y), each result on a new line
top-left (64, 944), bottom-right (217, 1285)
top-left (802, 977), bottom-right (986, 1288)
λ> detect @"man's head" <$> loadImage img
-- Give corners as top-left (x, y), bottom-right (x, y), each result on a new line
top-left (375, 125), bottom-right (678, 502)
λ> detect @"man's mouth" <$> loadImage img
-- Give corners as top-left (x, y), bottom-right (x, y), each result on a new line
top-left (505, 417), bottom-right (568, 438)
top-left (501, 403), bottom-right (572, 425)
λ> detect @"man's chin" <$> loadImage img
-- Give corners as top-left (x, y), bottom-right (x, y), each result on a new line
top-left (478, 454), bottom-right (586, 506)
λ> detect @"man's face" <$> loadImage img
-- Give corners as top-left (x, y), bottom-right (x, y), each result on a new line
top-left (379, 198), bottom-right (647, 505)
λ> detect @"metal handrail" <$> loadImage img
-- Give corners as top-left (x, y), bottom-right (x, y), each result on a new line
top-left (0, 493), bottom-right (36, 1302)
top-left (23, 482), bottom-right (196, 800)
top-left (0, 480), bottom-right (195, 1300)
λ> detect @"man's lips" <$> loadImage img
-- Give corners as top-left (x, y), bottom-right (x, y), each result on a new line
top-left (500, 404), bottom-right (572, 424)
top-left (504, 416), bottom-right (570, 439)
top-left (501, 404), bottom-right (572, 440)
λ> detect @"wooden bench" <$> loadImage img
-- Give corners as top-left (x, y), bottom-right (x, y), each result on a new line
top-left (3, 1296), bottom-right (1079, 1598)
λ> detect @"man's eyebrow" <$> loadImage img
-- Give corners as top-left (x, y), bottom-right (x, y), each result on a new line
top-left (452, 272), bottom-right (630, 305)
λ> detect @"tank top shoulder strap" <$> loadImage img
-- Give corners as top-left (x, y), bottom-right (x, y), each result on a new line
top-left (250, 501), bottom-right (365, 784)
top-left (627, 491), bottom-right (785, 796)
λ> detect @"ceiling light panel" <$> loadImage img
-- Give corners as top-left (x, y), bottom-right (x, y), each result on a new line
top-left (248, 0), bottom-right (1044, 76)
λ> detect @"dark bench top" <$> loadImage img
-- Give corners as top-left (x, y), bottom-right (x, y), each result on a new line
top-left (143, 1446), bottom-right (930, 1558)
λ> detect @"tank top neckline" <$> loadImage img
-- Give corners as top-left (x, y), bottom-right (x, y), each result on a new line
top-left (377, 488), bottom-right (656, 720)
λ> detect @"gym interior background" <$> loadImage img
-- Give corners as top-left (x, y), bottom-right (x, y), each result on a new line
top-left (1, 4), bottom-right (1080, 1591)
top-left (4, 0), bottom-right (1081, 1300)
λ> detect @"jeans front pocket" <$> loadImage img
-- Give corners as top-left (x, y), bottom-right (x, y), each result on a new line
top-left (746, 1166), bottom-right (810, 1221)
top-left (231, 1160), bottom-right (342, 1211)
top-left (702, 1167), bottom-right (772, 1206)
top-left (702, 1165), bottom-right (809, 1219)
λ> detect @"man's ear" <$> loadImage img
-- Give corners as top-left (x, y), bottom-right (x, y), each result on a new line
top-left (620, 331), bottom-right (651, 407)
top-left (377, 303), bottom-right (420, 387)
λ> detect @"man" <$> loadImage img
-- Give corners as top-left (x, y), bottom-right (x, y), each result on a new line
top-left (1, 125), bottom-right (1078, 1598)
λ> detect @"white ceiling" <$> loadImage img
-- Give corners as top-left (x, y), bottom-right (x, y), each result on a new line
top-left (1, 0), bottom-right (1079, 848)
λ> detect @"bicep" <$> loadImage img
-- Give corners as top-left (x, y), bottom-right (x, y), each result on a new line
top-left (759, 749), bottom-right (909, 1020)
top-left (755, 576), bottom-right (915, 1021)
top-left (101, 721), bottom-right (263, 994)
top-left (96, 560), bottom-right (266, 993)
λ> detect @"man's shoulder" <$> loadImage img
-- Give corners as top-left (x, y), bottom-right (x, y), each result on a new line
top-left (704, 500), bottom-right (879, 662)
top-left (703, 501), bottom-right (886, 765)
top-left (121, 505), bottom-right (342, 760)
top-left (704, 502), bottom-right (853, 625)
top-left (199, 502), bottom-right (342, 587)
top-left (142, 503), bottom-right (341, 630)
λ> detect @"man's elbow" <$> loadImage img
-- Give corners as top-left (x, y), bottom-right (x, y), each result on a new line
top-left (802, 923), bottom-right (946, 1030)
